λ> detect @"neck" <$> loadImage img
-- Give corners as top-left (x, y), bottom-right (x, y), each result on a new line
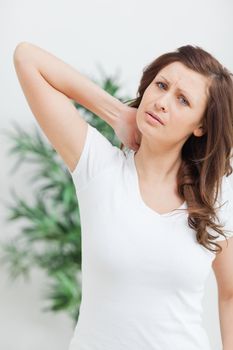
top-left (134, 143), bottom-right (182, 185)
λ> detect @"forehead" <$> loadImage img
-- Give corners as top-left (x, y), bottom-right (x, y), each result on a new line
top-left (156, 62), bottom-right (210, 103)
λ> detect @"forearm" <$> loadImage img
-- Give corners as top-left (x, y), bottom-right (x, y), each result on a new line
top-left (218, 297), bottom-right (233, 349)
top-left (13, 42), bottom-right (126, 129)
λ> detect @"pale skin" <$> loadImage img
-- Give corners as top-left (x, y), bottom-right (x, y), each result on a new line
top-left (13, 42), bottom-right (233, 349)
top-left (133, 61), bottom-right (210, 215)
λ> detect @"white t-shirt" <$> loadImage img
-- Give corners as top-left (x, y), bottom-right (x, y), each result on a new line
top-left (68, 123), bottom-right (233, 350)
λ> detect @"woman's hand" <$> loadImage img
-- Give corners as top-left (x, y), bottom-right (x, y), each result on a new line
top-left (114, 105), bottom-right (142, 151)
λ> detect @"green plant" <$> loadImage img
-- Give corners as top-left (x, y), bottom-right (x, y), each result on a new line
top-left (1, 68), bottom-right (131, 324)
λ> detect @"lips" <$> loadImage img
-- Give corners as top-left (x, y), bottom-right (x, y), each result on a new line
top-left (146, 111), bottom-right (164, 125)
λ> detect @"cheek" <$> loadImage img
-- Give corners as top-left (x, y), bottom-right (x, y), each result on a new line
top-left (171, 107), bottom-right (192, 124)
top-left (169, 112), bottom-right (194, 134)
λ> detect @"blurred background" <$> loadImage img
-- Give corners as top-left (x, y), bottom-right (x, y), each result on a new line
top-left (1, 0), bottom-right (233, 349)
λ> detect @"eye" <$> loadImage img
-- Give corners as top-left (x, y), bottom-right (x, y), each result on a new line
top-left (179, 96), bottom-right (189, 106)
top-left (156, 81), bottom-right (166, 89)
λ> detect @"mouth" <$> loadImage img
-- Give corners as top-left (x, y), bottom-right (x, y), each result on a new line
top-left (146, 111), bottom-right (164, 125)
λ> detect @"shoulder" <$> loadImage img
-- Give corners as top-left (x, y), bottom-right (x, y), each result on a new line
top-left (218, 174), bottom-right (233, 207)
top-left (212, 174), bottom-right (233, 241)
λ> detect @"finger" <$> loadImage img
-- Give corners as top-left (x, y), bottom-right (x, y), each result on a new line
top-left (135, 133), bottom-right (141, 145)
top-left (132, 143), bottom-right (140, 151)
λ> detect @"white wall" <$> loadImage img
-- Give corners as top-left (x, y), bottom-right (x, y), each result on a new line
top-left (1, 0), bottom-right (233, 349)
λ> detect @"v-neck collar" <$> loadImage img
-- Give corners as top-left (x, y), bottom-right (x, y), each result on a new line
top-left (129, 150), bottom-right (187, 218)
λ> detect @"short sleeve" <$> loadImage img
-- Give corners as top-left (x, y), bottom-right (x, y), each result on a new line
top-left (68, 123), bottom-right (123, 194)
top-left (212, 175), bottom-right (233, 241)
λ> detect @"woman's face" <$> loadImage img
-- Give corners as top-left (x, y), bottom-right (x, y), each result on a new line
top-left (136, 61), bottom-right (211, 148)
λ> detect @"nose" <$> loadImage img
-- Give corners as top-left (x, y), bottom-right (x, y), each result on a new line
top-left (154, 96), bottom-right (168, 113)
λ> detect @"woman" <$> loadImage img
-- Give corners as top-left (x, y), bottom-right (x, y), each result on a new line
top-left (13, 42), bottom-right (233, 350)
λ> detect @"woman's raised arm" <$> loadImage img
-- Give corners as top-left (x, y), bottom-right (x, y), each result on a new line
top-left (13, 42), bottom-right (128, 172)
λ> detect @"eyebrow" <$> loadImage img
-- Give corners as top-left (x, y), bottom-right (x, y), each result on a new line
top-left (158, 75), bottom-right (194, 102)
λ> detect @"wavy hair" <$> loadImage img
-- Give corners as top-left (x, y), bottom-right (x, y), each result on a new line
top-left (121, 45), bottom-right (233, 254)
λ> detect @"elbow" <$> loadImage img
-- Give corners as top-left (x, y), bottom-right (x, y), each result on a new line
top-left (13, 41), bottom-right (32, 64)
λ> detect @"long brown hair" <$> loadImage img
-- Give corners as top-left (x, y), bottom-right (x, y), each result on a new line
top-left (121, 45), bottom-right (233, 255)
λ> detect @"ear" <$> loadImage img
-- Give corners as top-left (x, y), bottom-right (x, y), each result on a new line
top-left (193, 125), bottom-right (205, 137)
